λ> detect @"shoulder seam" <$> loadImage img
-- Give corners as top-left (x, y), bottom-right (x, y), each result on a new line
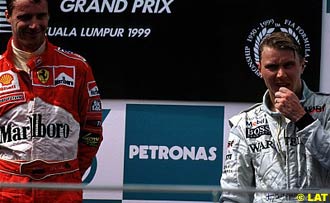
top-left (239, 103), bottom-right (262, 113)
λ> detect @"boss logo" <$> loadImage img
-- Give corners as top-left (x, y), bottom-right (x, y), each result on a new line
top-left (246, 125), bottom-right (271, 138)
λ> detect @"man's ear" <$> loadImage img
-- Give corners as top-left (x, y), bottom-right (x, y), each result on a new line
top-left (301, 59), bottom-right (306, 74)
top-left (5, 10), bottom-right (10, 22)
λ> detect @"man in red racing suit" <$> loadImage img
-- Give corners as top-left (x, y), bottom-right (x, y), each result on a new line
top-left (0, 18), bottom-right (103, 203)
top-left (0, 37), bottom-right (103, 202)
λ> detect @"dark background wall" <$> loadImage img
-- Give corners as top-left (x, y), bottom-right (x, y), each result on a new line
top-left (0, 0), bottom-right (323, 102)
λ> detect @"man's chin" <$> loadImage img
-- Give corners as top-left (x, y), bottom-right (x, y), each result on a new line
top-left (22, 42), bottom-right (43, 52)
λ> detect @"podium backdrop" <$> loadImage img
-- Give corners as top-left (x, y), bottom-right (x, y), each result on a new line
top-left (0, 0), bottom-right (323, 102)
top-left (0, 0), bottom-right (328, 202)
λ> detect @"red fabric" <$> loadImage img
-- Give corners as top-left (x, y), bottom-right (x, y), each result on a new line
top-left (0, 171), bottom-right (82, 203)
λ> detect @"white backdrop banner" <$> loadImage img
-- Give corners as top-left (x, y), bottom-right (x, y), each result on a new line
top-left (82, 100), bottom-right (253, 202)
top-left (320, 0), bottom-right (330, 92)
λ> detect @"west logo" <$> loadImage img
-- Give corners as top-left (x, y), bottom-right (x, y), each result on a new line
top-left (249, 140), bottom-right (275, 153)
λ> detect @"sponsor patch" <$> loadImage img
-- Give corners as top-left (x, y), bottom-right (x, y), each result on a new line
top-left (54, 66), bottom-right (75, 87)
top-left (80, 132), bottom-right (100, 147)
top-left (223, 162), bottom-right (235, 174)
top-left (32, 66), bottom-right (54, 86)
top-left (37, 68), bottom-right (51, 84)
top-left (0, 92), bottom-right (26, 107)
top-left (246, 124), bottom-right (271, 138)
top-left (88, 99), bottom-right (102, 112)
top-left (305, 104), bottom-right (326, 113)
top-left (248, 140), bottom-right (275, 153)
top-left (225, 153), bottom-right (232, 161)
top-left (246, 116), bottom-right (268, 127)
top-left (227, 140), bottom-right (234, 148)
top-left (32, 66), bottom-right (75, 87)
top-left (0, 113), bottom-right (70, 143)
top-left (34, 56), bottom-right (43, 67)
top-left (0, 70), bottom-right (20, 93)
top-left (87, 81), bottom-right (100, 97)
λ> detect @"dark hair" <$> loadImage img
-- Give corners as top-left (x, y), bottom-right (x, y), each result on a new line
top-left (259, 31), bottom-right (305, 60)
top-left (6, 0), bottom-right (47, 15)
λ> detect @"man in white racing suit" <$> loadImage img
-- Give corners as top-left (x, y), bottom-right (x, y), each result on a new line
top-left (220, 31), bottom-right (330, 203)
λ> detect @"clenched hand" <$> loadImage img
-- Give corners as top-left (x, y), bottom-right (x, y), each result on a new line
top-left (274, 87), bottom-right (306, 122)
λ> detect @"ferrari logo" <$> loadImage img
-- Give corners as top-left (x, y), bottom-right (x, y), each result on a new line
top-left (37, 69), bottom-right (50, 84)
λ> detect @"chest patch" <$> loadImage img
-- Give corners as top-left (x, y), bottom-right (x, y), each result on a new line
top-left (0, 70), bottom-right (20, 93)
top-left (32, 66), bottom-right (75, 87)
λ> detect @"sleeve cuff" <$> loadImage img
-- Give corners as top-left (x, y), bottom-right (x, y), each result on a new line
top-left (295, 113), bottom-right (315, 130)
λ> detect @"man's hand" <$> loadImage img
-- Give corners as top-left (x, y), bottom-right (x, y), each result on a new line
top-left (274, 87), bottom-right (306, 122)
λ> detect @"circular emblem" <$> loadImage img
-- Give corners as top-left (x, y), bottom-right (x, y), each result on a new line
top-left (244, 18), bottom-right (311, 77)
top-left (296, 193), bottom-right (305, 201)
top-left (37, 69), bottom-right (50, 84)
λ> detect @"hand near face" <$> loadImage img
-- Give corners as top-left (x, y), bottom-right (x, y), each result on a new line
top-left (274, 87), bottom-right (306, 122)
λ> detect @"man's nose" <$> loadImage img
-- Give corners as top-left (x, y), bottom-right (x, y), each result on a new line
top-left (276, 67), bottom-right (287, 77)
top-left (28, 17), bottom-right (39, 29)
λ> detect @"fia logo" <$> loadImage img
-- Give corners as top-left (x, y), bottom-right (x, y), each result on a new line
top-left (244, 18), bottom-right (311, 78)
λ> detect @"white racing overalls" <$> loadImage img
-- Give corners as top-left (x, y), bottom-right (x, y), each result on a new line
top-left (220, 81), bottom-right (330, 203)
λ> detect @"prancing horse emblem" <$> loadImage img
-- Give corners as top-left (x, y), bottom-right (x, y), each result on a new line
top-left (37, 69), bottom-right (50, 84)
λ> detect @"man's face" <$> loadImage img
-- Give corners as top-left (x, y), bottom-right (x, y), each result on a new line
top-left (258, 46), bottom-right (305, 98)
top-left (5, 0), bottom-right (49, 52)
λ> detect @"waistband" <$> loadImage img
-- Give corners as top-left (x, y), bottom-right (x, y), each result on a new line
top-left (0, 158), bottom-right (79, 180)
